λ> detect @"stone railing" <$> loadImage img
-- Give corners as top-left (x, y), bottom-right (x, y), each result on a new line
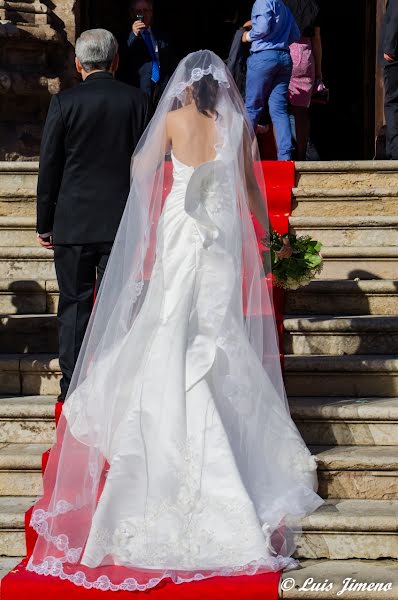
top-left (0, 0), bottom-right (51, 25)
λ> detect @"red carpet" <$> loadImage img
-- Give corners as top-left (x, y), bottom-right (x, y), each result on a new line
top-left (261, 161), bottom-right (294, 357)
top-left (2, 558), bottom-right (281, 599)
top-left (1, 161), bottom-right (294, 599)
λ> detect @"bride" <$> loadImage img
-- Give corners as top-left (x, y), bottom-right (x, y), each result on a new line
top-left (27, 50), bottom-right (324, 591)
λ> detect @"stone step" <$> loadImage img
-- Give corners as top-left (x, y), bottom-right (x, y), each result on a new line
top-left (0, 496), bottom-right (396, 561)
top-left (281, 559), bottom-right (398, 599)
top-left (292, 193), bottom-right (398, 218)
top-left (290, 397), bottom-right (398, 446)
top-left (0, 163), bottom-right (37, 218)
top-left (297, 499), bottom-right (398, 560)
top-left (0, 195), bottom-right (35, 218)
top-left (0, 278), bottom-right (58, 315)
top-left (1, 354), bottom-right (398, 398)
top-left (0, 396), bottom-right (55, 444)
top-left (0, 443), bottom-right (46, 496)
top-left (0, 557), bottom-right (24, 582)
top-left (285, 279), bottom-right (398, 316)
top-left (1, 440), bottom-right (396, 500)
top-left (283, 315), bottom-right (398, 356)
top-left (2, 276), bottom-right (397, 317)
top-left (317, 247), bottom-right (398, 280)
top-left (21, 212), bottom-right (397, 250)
top-left (0, 314), bottom-right (58, 353)
top-left (0, 355), bottom-right (60, 396)
top-left (310, 445), bottom-right (398, 500)
top-left (1, 245), bottom-right (395, 281)
top-left (0, 217), bottom-right (36, 246)
top-left (2, 390), bottom-right (396, 447)
top-left (294, 160), bottom-right (398, 189)
top-left (0, 162), bottom-right (38, 192)
top-left (0, 247), bottom-right (55, 279)
top-left (285, 355), bottom-right (398, 397)
top-left (290, 216), bottom-right (398, 247)
top-left (2, 393), bottom-right (394, 447)
top-left (0, 161), bottom-right (39, 218)
top-left (0, 496), bottom-right (36, 556)
top-left (1, 393), bottom-right (395, 448)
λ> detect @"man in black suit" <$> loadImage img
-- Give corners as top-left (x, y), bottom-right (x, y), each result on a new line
top-left (37, 28), bottom-right (151, 401)
top-left (382, 0), bottom-right (398, 159)
top-left (127, 0), bottom-right (175, 105)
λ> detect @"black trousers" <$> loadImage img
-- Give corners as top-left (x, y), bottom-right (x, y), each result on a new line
top-left (384, 61), bottom-right (398, 159)
top-left (54, 242), bottom-right (113, 399)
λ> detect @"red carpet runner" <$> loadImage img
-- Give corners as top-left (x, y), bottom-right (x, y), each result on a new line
top-left (1, 161), bottom-right (294, 600)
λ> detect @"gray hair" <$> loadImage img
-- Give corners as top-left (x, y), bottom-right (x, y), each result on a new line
top-left (130, 0), bottom-right (153, 14)
top-left (75, 29), bottom-right (118, 72)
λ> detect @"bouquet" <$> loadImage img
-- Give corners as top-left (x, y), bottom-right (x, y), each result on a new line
top-left (262, 231), bottom-right (323, 290)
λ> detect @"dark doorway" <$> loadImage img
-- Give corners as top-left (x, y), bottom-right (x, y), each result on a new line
top-left (80, 0), bottom-right (377, 160)
top-left (80, 0), bottom-right (252, 61)
top-left (309, 0), bottom-right (376, 160)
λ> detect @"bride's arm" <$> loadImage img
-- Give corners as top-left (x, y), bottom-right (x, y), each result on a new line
top-left (243, 129), bottom-right (292, 258)
top-left (242, 129), bottom-right (269, 231)
top-left (165, 113), bottom-right (172, 154)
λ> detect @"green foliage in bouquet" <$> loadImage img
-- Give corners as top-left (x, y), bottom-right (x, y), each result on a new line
top-left (262, 231), bottom-right (323, 290)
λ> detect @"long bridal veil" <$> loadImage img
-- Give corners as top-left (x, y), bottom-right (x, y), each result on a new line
top-left (28, 50), bottom-right (323, 591)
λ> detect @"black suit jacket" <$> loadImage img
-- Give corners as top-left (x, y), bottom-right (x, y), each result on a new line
top-left (227, 29), bottom-right (250, 98)
top-left (381, 0), bottom-right (398, 63)
top-left (37, 72), bottom-right (151, 245)
top-left (126, 29), bottom-right (176, 96)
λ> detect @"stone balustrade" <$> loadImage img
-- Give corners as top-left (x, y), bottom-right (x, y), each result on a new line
top-left (0, 70), bottom-right (60, 95)
top-left (0, 0), bottom-right (51, 24)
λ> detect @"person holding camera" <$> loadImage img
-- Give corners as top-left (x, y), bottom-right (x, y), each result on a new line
top-left (127, 0), bottom-right (175, 106)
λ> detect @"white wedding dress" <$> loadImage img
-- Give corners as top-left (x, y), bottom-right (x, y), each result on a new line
top-left (78, 150), bottom-right (293, 570)
top-left (27, 51), bottom-right (324, 592)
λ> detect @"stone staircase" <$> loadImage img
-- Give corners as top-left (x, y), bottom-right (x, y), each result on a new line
top-left (0, 161), bottom-right (397, 597)
top-left (281, 161), bottom-right (398, 598)
top-left (0, 162), bottom-right (57, 577)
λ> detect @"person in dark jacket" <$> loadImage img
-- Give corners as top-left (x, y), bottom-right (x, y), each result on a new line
top-left (382, 0), bottom-right (398, 159)
top-left (37, 28), bottom-right (152, 401)
top-left (127, 0), bottom-right (175, 106)
top-left (227, 27), bottom-right (251, 97)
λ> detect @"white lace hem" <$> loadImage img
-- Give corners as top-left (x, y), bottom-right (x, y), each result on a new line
top-left (26, 554), bottom-right (299, 592)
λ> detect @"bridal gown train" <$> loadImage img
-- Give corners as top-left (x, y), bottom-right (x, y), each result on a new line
top-left (28, 50), bottom-right (324, 590)
top-left (61, 151), bottom-right (323, 574)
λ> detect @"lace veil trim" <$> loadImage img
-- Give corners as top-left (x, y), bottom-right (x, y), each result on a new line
top-left (167, 65), bottom-right (231, 100)
top-left (26, 554), bottom-right (299, 592)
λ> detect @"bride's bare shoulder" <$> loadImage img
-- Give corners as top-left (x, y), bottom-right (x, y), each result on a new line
top-left (166, 106), bottom-right (192, 128)
top-left (167, 104), bottom-right (192, 119)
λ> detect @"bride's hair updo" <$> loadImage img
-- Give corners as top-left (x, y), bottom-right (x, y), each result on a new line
top-left (191, 74), bottom-right (219, 118)
top-left (183, 53), bottom-right (221, 118)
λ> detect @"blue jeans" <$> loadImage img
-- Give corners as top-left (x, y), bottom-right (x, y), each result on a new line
top-left (245, 50), bottom-right (294, 160)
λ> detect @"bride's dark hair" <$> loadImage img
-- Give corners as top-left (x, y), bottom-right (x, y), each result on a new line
top-left (191, 74), bottom-right (219, 118)
top-left (182, 52), bottom-right (222, 118)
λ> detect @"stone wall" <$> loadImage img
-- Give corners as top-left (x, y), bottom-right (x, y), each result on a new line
top-left (0, 0), bottom-right (79, 161)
